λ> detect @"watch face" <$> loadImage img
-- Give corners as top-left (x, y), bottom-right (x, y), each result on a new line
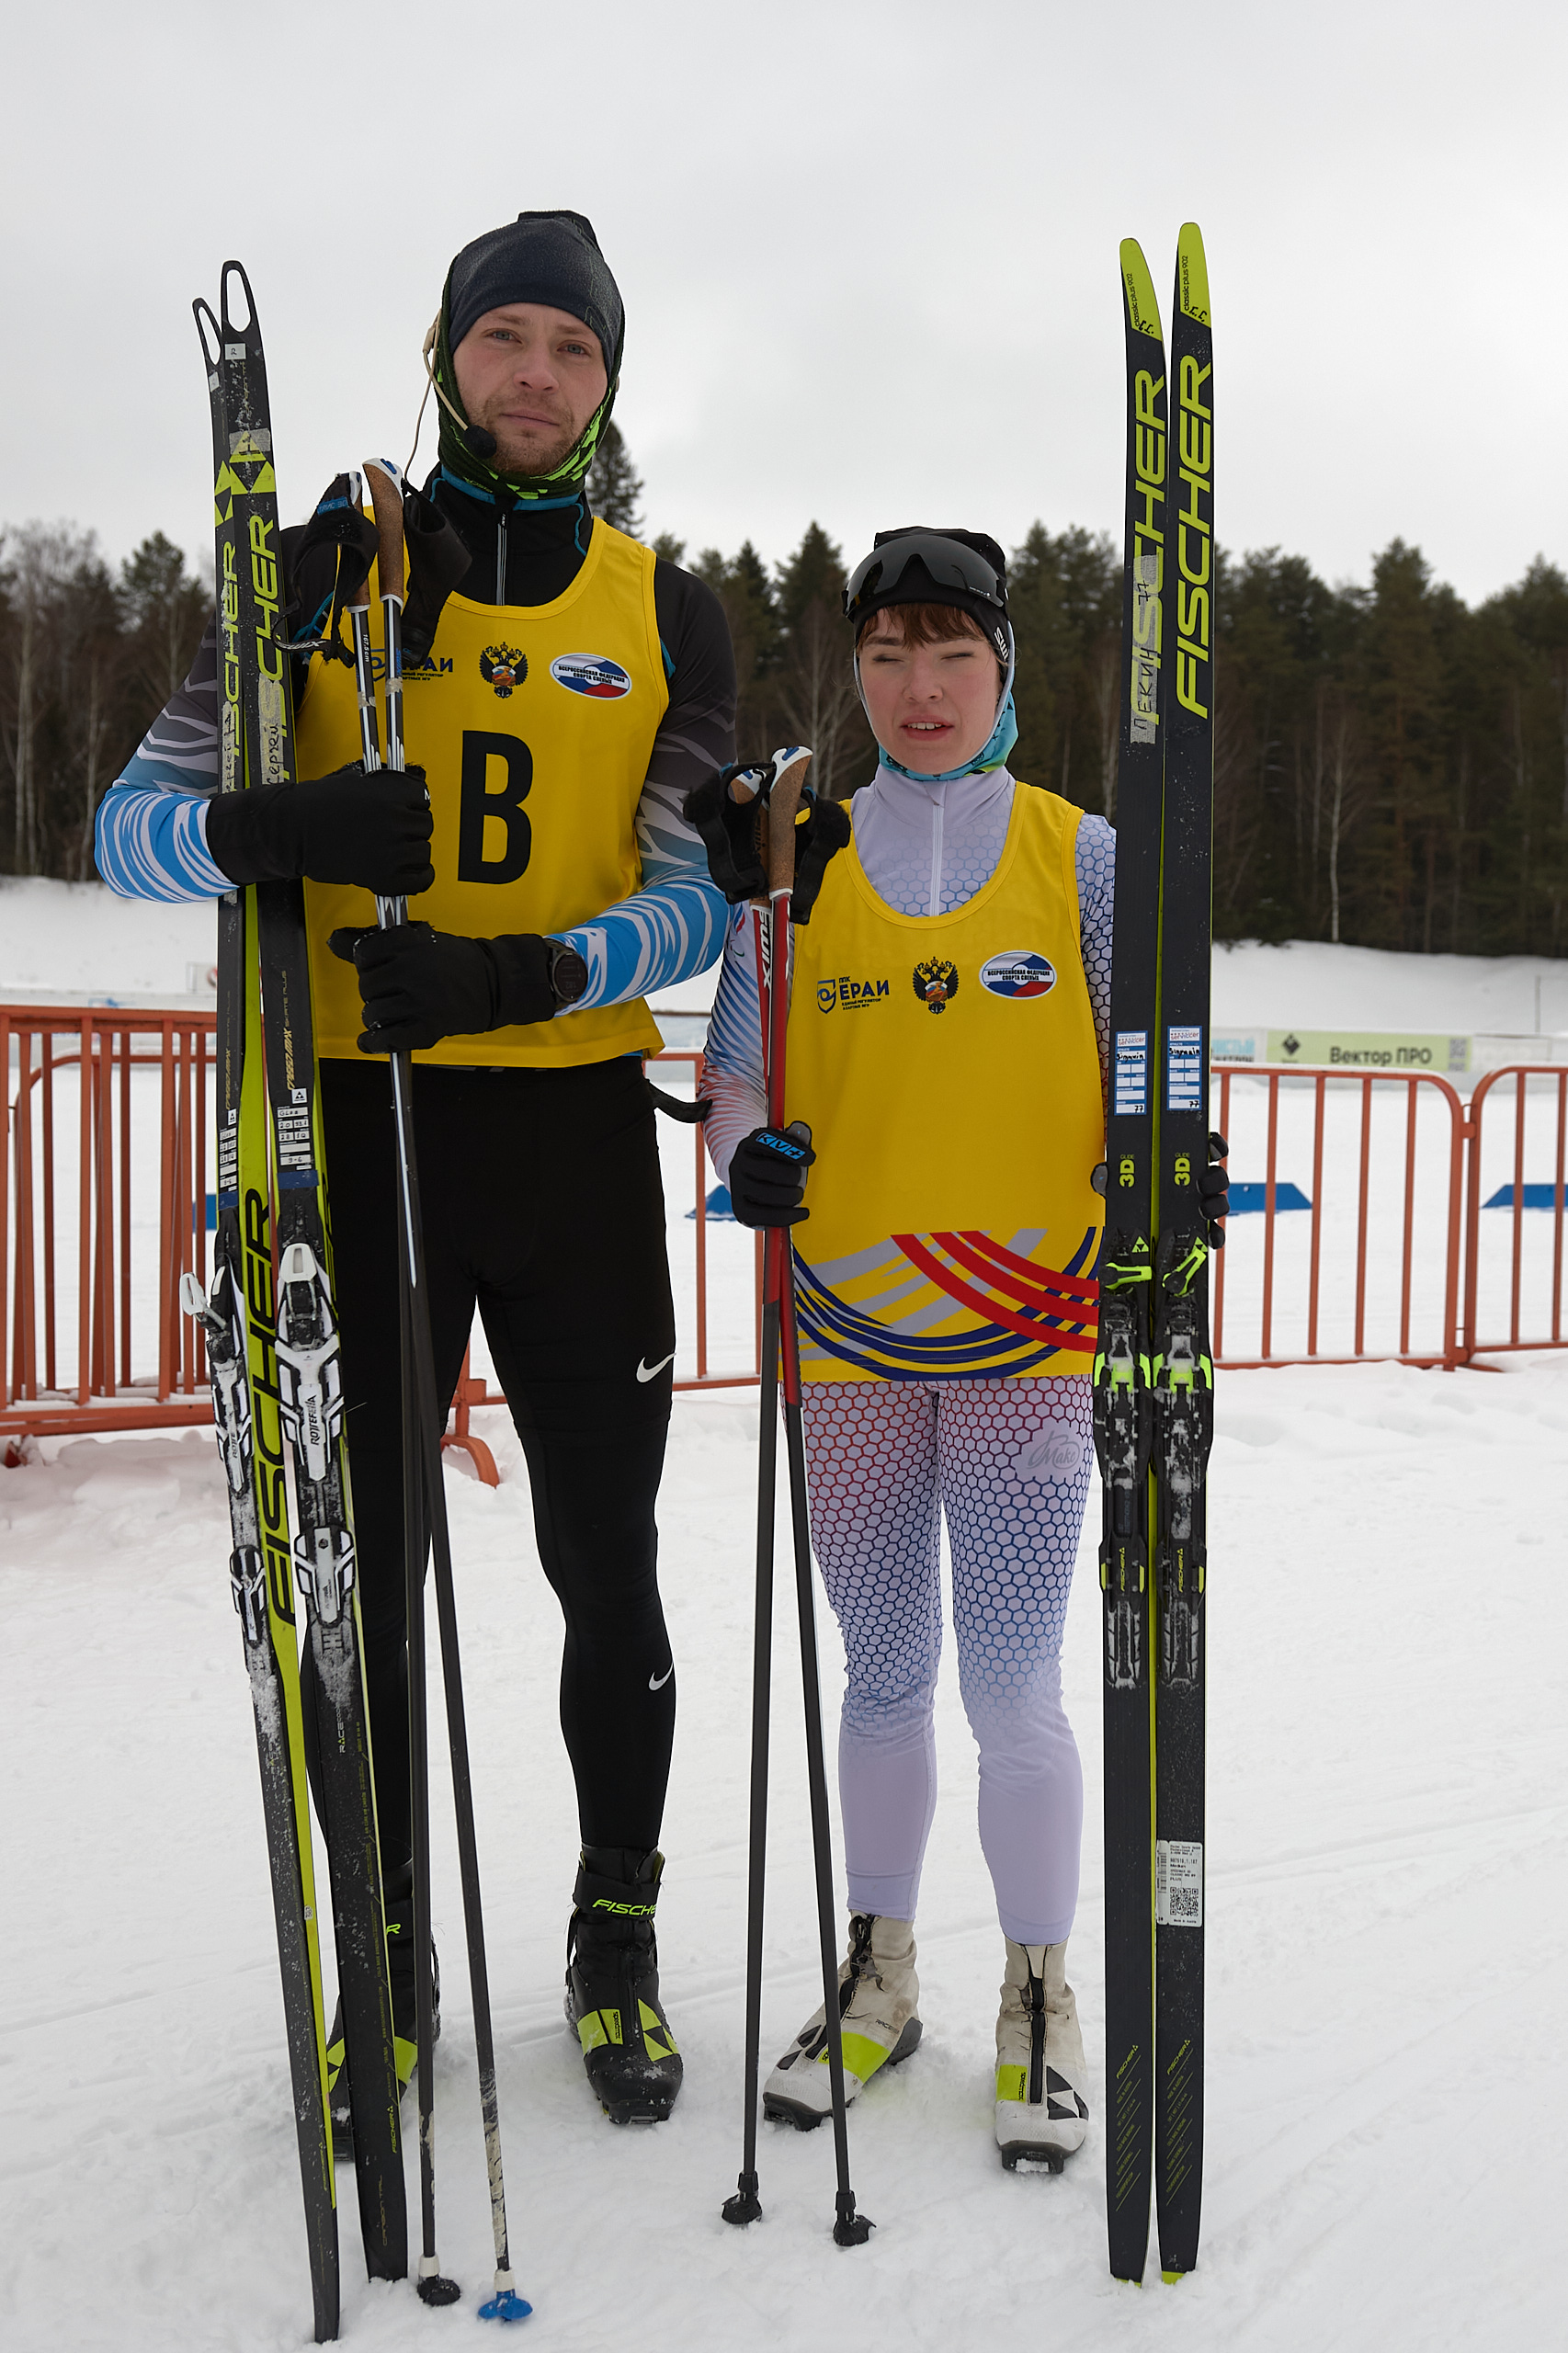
top-left (551, 945), bottom-right (589, 1006)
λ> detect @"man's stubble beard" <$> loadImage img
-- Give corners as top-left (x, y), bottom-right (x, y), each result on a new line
top-left (474, 400), bottom-right (585, 480)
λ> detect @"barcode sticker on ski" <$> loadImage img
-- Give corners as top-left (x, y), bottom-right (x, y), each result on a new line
top-left (1165, 1025), bottom-right (1203, 1111)
top-left (1114, 1030), bottom-right (1149, 1117)
top-left (1155, 1839), bottom-right (1203, 1927)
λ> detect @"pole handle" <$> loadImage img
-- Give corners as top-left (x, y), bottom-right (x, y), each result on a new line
top-left (766, 748), bottom-right (812, 899)
top-left (365, 458), bottom-right (406, 604)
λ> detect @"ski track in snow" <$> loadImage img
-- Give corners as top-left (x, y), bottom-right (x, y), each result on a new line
top-left (3, 1349), bottom-right (1565, 2350)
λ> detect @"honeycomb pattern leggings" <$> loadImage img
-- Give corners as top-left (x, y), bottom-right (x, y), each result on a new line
top-left (800, 1376), bottom-right (1091, 1947)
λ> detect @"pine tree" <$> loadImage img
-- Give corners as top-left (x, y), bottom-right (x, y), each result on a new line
top-left (586, 422), bottom-right (645, 538)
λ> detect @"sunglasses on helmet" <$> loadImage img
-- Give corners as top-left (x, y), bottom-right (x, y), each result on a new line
top-left (842, 534), bottom-right (1006, 624)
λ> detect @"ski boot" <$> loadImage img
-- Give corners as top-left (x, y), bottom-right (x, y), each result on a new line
top-left (994, 1937), bottom-right (1089, 2171)
top-left (563, 1847), bottom-right (682, 2124)
top-left (326, 1888), bottom-right (439, 2154)
top-left (763, 1914), bottom-right (921, 2129)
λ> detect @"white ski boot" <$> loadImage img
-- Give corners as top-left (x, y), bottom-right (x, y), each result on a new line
top-left (763, 1914), bottom-right (921, 2129)
top-left (994, 1938), bottom-right (1089, 2171)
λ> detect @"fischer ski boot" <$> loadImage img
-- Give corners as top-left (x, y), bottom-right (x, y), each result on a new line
top-left (563, 1847), bottom-right (682, 2124)
top-left (326, 1888), bottom-right (439, 2154)
top-left (763, 1914), bottom-right (921, 2130)
top-left (994, 1938), bottom-right (1089, 2171)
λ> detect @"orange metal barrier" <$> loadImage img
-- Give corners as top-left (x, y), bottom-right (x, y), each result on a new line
top-left (3, 1006), bottom-right (215, 1438)
top-left (1461, 1065), bottom-right (1567, 1356)
top-left (1210, 1064), bottom-right (1468, 1370)
top-left (9, 1011), bottom-right (1566, 1457)
top-left (2, 1009), bottom-right (759, 1449)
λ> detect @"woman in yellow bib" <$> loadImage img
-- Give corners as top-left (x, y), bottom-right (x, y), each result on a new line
top-left (700, 529), bottom-right (1124, 2172)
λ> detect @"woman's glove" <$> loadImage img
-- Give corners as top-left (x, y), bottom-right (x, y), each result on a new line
top-left (327, 924), bottom-right (586, 1054)
top-left (726, 1122), bottom-right (816, 1228)
top-left (682, 757), bottom-right (850, 922)
top-left (205, 761), bottom-right (434, 899)
top-left (1198, 1131), bottom-right (1229, 1246)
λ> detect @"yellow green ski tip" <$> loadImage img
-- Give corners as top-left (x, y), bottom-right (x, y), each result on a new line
top-left (1119, 239), bottom-right (1164, 344)
top-left (1176, 222), bottom-right (1210, 325)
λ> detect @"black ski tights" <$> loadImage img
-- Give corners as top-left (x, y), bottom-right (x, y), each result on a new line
top-left (299, 1055), bottom-right (679, 1871)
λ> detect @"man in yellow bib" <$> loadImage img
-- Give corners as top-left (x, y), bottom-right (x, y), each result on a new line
top-left (96, 211), bottom-right (733, 2132)
top-left (699, 529), bottom-right (1225, 2171)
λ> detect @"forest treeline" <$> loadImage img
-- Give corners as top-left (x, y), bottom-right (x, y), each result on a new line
top-left (3, 423), bottom-right (1566, 955)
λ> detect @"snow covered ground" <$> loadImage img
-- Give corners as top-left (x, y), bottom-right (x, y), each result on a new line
top-left (4, 891), bottom-right (1567, 2347)
top-left (6, 874), bottom-right (1568, 1038)
top-left (5, 1352), bottom-right (1565, 2350)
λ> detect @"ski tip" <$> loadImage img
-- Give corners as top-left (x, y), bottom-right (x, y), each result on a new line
top-left (1175, 222), bottom-right (1210, 327)
top-left (1119, 241), bottom-right (1164, 346)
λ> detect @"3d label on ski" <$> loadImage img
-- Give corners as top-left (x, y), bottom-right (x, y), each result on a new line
top-left (1093, 236), bottom-right (1167, 2288)
top-left (187, 264), bottom-right (408, 2330)
top-left (1152, 220), bottom-right (1214, 2284)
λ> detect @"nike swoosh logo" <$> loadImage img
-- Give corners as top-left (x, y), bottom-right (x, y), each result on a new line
top-left (636, 1352), bottom-right (676, 1382)
top-left (648, 1664), bottom-right (675, 1691)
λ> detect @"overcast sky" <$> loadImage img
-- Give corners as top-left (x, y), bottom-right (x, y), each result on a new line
top-left (6, 0), bottom-right (1565, 607)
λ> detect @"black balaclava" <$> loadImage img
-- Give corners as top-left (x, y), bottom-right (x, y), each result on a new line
top-left (434, 210), bottom-right (625, 503)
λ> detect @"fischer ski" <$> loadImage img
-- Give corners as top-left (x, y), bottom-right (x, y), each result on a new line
top-left (186, 283), bottom-right (338, 2343)
top-left (187, 265), bottom-right (407, 2323)
top-left (1094, 222), bottom-right (1215, 2287)
top-left (1152, 221), bottom-right (1214, 2283)
top-left (1094, 233), bottom-right (1167, 2288)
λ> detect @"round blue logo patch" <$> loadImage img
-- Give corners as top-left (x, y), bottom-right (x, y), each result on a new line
top-left (979, 951), bottom-right (1057, 999)
top-left (550, 652), bottom-right (633, 699)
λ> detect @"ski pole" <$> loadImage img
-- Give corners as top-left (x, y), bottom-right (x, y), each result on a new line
top-left (719, 772), bottom-right (787, 2233)
top-left (359, 460), bottom-right (530, 2324)
top-left (756, 750), bottom-right (872, 2249)
top-left (343, 479), bottom-right (455, 2310)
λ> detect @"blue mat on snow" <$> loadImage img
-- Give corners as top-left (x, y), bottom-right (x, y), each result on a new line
top-left (1483, 1183), bottom-right (1567, 1210)
top-left (1228, 1181), bottom-right (1312, 1213)
top-left (687, 1185), bottom-right (737, 1222)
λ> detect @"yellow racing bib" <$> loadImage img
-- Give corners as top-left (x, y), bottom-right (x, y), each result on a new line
top-left (784, 784), bottom-right (1104, 1381)
top-left (298, 516), bottom-right (665, 1067)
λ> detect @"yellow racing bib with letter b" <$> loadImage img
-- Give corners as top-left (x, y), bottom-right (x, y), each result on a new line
top-left (297, 516), bottom-right (665, 1067)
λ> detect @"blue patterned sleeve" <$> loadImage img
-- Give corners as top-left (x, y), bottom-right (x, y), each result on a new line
top-left (95, 613), bottom-right (231, 900)
top-left (1075, 814), bottom-right (1115, 1103)
top-left (698, 904), bottom-right (768, 1183)
top-left (95, 784), bottom-right (230, 901)
top-left (550, 775), bottom-right (728, 1008)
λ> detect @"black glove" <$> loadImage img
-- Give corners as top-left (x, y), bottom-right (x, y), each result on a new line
top-left (790, 795), bottom-right (852, 921)
top-left (327, 924), bottom-right (586, 1054)
top-left (682, 761), bottom-right (850, 923)
top-left (1199, 1130), bottom-right (1229, 1246)
top-left (205, 761), bottom-right (434, 898)
top-left (726, 1122), bottom-right (815, 1228)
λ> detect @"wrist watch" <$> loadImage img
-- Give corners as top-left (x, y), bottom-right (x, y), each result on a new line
top-left (546, 940), bottom-right (589, 1008)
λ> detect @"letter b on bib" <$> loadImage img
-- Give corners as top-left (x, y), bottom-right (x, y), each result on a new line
top-left (459, 731), bottom-right (532, 884)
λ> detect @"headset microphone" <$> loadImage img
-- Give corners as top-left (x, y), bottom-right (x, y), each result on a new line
top-left (411, 315), bottom-right (497, 470)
